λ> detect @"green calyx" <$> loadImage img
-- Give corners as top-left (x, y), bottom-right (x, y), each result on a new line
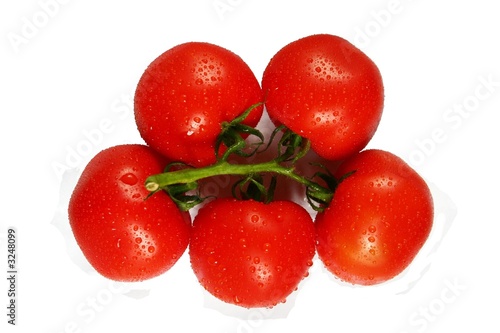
top-left (144, 104), bottom-right (352, 212)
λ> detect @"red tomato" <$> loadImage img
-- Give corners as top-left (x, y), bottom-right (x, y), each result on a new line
top-left (134, 42), bottom-right (264, 167)
top-left (315, 149), bottom-right (433, 285)
top-left (262, 34), bottom-right (384, 161)
top-left (189, 198), bottom-right (316, 308)
top-left (68, 144), bottom-right (191, 282)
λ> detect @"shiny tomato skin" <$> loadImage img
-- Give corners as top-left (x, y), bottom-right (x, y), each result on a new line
top-left (134, 42), bottom-right (264, 167)
top-left (68, 144), bottom-right (191, 282)
top-left (262, 34), bottom-right (384, 161)
top-left (189, 198), bottom-right (316, 308)
top-left (315, 149), bottom-right (433, 285)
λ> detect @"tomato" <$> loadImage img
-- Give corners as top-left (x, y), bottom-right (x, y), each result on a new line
top-left (315, 149), bottom-right (433, 285)
top-left (262, 34), bottom-right (384, 161)
top-left (189, 198), bottom-right (316, 308)
top-left (68, 144), bottom-right (191, 282)
top-left (134, 42), bottom-right (264, 167)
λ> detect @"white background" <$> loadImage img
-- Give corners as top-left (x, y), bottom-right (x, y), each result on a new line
top-left (1, 0), bottom-right (499, 332)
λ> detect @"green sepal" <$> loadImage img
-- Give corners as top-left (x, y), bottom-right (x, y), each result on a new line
top-left (231, 173), bottom-right (277, 204)
top-left (305, 165), bottom-right (357, 212)
top-left (274, 128), bottom-right (310, 163)
top-left (215, 102), bottom-right (265, 161)
top-left (165, 181), bottom-right (204, 212)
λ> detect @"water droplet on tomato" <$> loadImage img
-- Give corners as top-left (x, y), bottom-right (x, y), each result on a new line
top-left (133, 225), bottom-right (139, 231)
top-left (253, 257), bottom-right (260, 264)
top-left (148, 246), bottom-right (155, 253)
top-left (315, 66), bottom-right (322, 73)
top-left (368, 236), bottom-right (376, 243)
top-left (120, 173), bottom-right (138, 186)
top-left (239, 238), bottom-right (247, 248)
top-left (207, 256), bottom-right (218, 266)
top-left (369, 248), bottom-right (376, 255)
top-left (251, 215), bottom-right (260, 223)
top-left (249, 266), bottom-right (256, 273)
top-left (368, 225), bottom-right (377, 233)
top-left (263, 243), bottom-right (271, 252)
top-left (135, 237), bottom-right (142, 244)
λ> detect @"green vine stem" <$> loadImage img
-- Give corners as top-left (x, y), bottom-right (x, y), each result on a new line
top-left (147, 159), bottom-right (324, 192)
top-left (145, 158), bottom-right (334, 211)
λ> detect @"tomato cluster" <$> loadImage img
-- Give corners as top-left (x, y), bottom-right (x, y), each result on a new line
top-left (68, 34), bottom-right (434, 309)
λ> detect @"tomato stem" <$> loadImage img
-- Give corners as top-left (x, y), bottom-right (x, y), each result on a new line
top-left (145, 158), bottom-right (334, 208)
top-left (146, 160), bottom-right (323, 192)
